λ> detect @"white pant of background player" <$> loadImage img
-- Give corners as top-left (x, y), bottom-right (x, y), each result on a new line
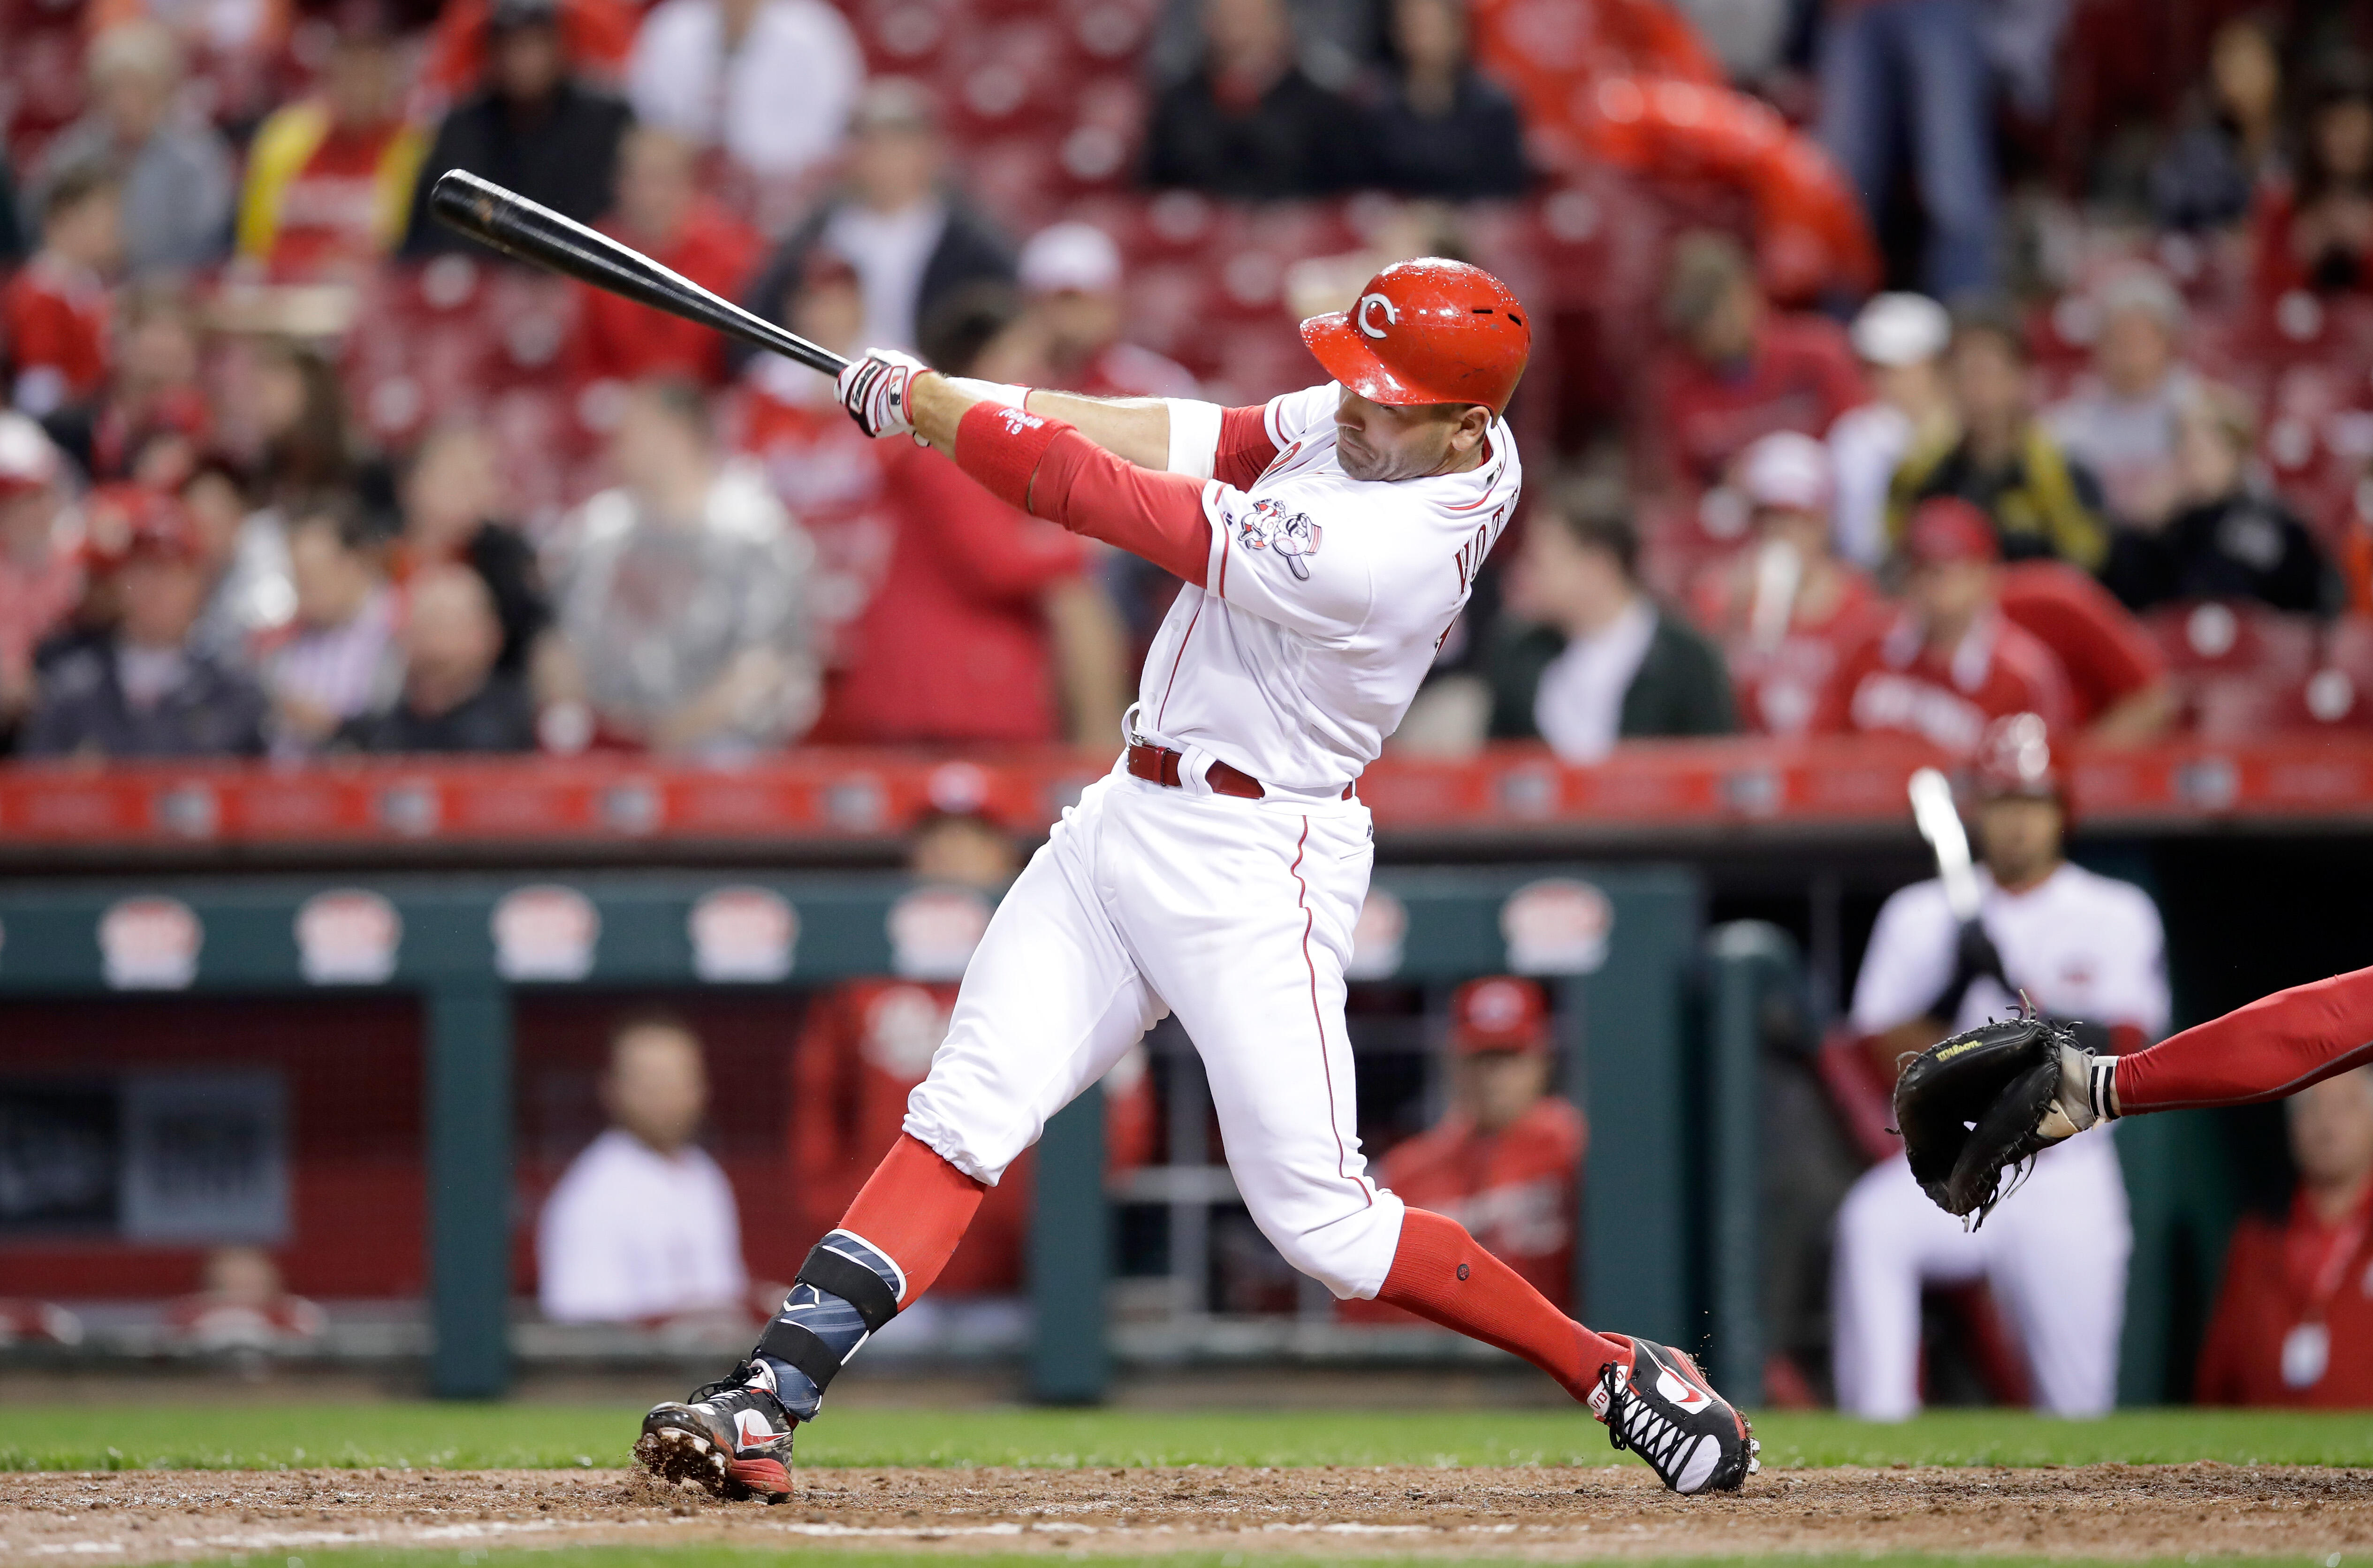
top-left (1830, 1132), bottom-right (2130, 1419)
top-left (904, 761), bottom-right (1408, 1298)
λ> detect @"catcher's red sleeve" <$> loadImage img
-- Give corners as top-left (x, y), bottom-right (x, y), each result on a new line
top-left (2115, 965), bottom-right (2373, 1114)
top-left (953, 402), bottom-right (1212, 586)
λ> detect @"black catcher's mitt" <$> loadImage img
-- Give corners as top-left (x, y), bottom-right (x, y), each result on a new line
top-left (1892, 1011), bottom-right (2095, 1225)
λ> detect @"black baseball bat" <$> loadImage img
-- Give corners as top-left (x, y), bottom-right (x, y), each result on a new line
top-left (426, 169), bottom-right (849, 377)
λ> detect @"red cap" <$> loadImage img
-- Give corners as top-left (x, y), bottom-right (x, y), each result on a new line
top-left (1448, 975), bottom-right (1551, 1055)
top-left (1300, 258), bottom-right (1531, 417)
top-left (1903, 496), bottom-right (2000, 566)
top-left (83, 486), bottom-right (203, 572)
top-left (1972, 711), bottom-right (2061, 799)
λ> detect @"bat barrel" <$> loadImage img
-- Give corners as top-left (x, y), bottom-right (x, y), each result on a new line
top-left (425, 170), bottom-right (849, 377)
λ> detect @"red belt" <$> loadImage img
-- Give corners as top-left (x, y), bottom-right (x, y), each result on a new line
top-left (1125, 742), bottom-right (1354, 801)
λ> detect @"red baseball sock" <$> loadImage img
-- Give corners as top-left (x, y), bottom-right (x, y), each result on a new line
top-left (1375, 1208), bottom-right (1626, 1404)
top-left (837, 1134), bottom-right (988, 1305)
top-left (2115, 966), bottom-right (2373, 1114)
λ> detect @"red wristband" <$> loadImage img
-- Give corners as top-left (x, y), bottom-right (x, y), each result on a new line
top-left (955, 400), bottom-right (1070, 510)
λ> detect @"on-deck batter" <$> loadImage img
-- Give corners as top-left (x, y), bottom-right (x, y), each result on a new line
top-left (1829, 715), bottom-right (2167, 1420)
top-left (631, 259), bottom-right (1759, 1501)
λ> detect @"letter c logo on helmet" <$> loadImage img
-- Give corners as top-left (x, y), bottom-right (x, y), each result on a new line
top-left (1299, 259), bottom-right (1531, 418)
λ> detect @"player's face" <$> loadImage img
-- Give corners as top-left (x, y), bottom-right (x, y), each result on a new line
top-left (2288, 1070), bottom-right (2373, 1191)
top-left (1906, 558), bottom-right (1995, 632)
top-left (1461, 1049), bottom-right (1550, 1134)
top-left (604, 1026), bottom-right (709, 1152)
top-left (1334, 389), bottom-right (1489, 482)
top-left (1974, 795), bottom-right (2062, 888)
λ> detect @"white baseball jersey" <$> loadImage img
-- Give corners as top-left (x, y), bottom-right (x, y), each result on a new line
top-left (1850, 862), bottom-right (2169, 1040)
top-left (1138, 382), bottom-right (1522, 797)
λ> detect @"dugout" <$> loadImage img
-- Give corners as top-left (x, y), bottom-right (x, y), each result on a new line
top-left (0, 736), bottom-right (2366, 1408)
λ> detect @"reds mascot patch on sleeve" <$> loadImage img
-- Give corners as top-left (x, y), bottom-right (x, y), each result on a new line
top-left (1235, 496), bottom-right (1323, 580)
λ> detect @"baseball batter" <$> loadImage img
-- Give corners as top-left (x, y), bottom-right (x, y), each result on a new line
top-left (1830, 716), bottom-right (2168, 1420)
top-left (633, 259), bottom-right (1758, 1499)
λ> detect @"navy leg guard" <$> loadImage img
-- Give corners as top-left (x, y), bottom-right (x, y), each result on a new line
top-left (747, 1230), bottom-right (903, 1421)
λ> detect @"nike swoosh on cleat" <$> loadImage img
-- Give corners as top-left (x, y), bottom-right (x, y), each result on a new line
top-left (1655, 1368), bottom-right (1710, 1410)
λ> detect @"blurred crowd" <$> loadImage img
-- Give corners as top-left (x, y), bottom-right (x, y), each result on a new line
top-left (2, 0), bottom-right (2373, 767)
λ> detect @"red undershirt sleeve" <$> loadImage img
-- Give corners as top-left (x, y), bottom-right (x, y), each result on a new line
top-left (955, 400), bottom-right (1213, 587)
top-left (2115, 965), bottom-right (2373, 1114)
top-left (1212, 405), bottom-right (1280, 490)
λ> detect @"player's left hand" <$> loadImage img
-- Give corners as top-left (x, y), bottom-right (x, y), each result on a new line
top-left (836, 348), bottom-right (929, 440)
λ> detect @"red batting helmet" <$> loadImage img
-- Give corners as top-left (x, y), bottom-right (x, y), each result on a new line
top-left (1300, 258), bottom-right (1531, 417)
top-left (1972, 712), bottom-right (2062, 801)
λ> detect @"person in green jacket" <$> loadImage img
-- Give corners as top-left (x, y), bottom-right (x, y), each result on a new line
top-left (1486, 478), bottom-right (1737, 758)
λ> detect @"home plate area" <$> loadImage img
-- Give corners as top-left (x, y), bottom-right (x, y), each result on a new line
top-left (6, 1464), bottom-right (2373, 1563)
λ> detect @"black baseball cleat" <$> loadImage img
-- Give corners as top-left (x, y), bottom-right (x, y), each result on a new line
top-left (1589, 1334), bottom-right (1759, 1495)
top-left (634, 1362), bottom-right (796, 1502)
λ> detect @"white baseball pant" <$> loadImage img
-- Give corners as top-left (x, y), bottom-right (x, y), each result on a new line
top-left (903, 764), bottom-right (1408, 1299)
top-left (1830, 1133), bottom-right (2131, 1419)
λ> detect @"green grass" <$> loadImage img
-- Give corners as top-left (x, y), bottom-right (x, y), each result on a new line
top-left (3, 1405), bottom-right (2372, 1473)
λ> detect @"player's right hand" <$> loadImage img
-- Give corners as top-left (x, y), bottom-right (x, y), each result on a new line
top-left (836, 348), bottom-right (928, 440)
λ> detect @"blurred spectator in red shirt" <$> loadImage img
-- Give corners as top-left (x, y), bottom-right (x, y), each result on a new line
top-left (5, 162), bottom-right (122, 424)
top-left (1645, 231), bottom-right (1865, 496)
top-left (548, 379), bottom-right (818, 755)
top-left (1144, 0), bottom-right (1361, 198)
top-left (745, 81), bottom-right (1014, 365)
top-left (626, 0), bottom-right (862, 188)
top-left (1997, 560), bottom-right (2173, 745)
top-left (29, 20), bottom-right (236, 280)
top-left (393, 425), bottom-right (553, 680)
top-left (236, 5), bottom-right (427, 283)
top-left (792, 810), bottom-right (1156, 1294)
top-left (338, 563), bottom-right (540, 753)
top-left (1691, 432), bottom-right (1889, 738)
top-left (2197, 1066), bottom-right (2373, 1407)
top-left (1892, 303), bottom-right (2111, 572)
top-left (1346, 977), bottom-right (1584, 1318)
top-left (259, 499), bottom-right (400, 756)
top-left (576, 128), bottom-right (761, 388)
top-left (2103, 387), bottom-right (2335, 617)
top-left (2252, 57), bottom-right (2373, 300)
top-left (23, 487), bottom-right (270, 758)
top-left (2045, 268), bottom-right (2198, 532)
top-left (823, 287), bottom-right (1128, 746)
top-left (731, 250), bottom-right (901, 703)
top-left (402, 0), bottom-right (635, 261)
top-left (89, 284), bottom-right (209, 485)
top-left (1829, 291), bottom-right (1954, 570)
top-left (0, 414), bottom-right (79, 738)
top-left (1019, 223), bottom-right (1199, 401)
top-left (1817, 496), bottom-right (2072, 754)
